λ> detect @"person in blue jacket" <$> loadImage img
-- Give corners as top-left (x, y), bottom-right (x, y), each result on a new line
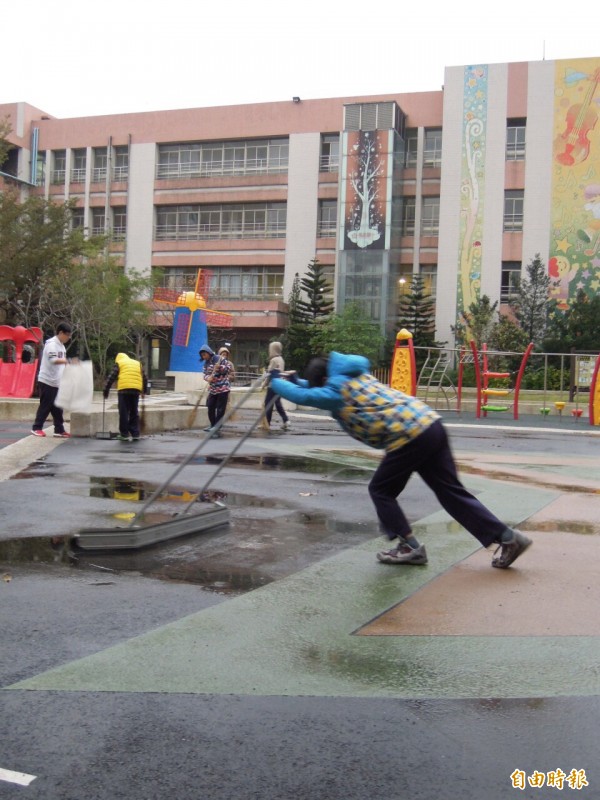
top-left (270, 352), bottom-right (531, 569)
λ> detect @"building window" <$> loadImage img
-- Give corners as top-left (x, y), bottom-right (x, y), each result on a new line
top-left (156, 267), bottom-right (199, 290)
top-left (35, 151), bottom-right (46, 186)
top-left (113, 146), bottom-right (129, 181)
top-left (92, 148), bottom-right (107, 182)
top-left (71, 207), bottom-right (84, 230)
top-left (208, 267), bottom-right (285, 300)
top-left (420, 265), bottom-right (437, 297)
top-left (421, 197), bottom-right (440, 236)
top-left (501, 261), bottom-right (521, 300)
top-left (91, 208), bottom-right (105, 236)
top-left (317, 200), bottom-right (337, 237)
top-left (423, 129), bottom-right (442, 167)
top-left (112, 207), bottom-right (127, 241)
top-left (404, 129), bottom-right (418, 167)
top-left (320, 135), bottom-right (339, 172)
top-left (504, 190), bottom-right (524, 231)
top-left (51, 150), bottom-right (66, 184)
top-left (396, 267), bottom-right (413, 299)
top-left (506, 119), bottom-right (526, 161)
top-left (71, 148), bottom-right (86, 184)
top-left (156, 138), bottom-right (289, 179)
top-left (155, 203), bottom-right (287, 240)
top-left (401, 197), bottom-right (416, 236)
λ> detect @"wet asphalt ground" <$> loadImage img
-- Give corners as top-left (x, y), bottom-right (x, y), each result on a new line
top-left (1, 411), bottom-right (599, 799)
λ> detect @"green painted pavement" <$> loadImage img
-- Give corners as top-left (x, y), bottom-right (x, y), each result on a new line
top-left (9, 467), bottom-right (600, 700)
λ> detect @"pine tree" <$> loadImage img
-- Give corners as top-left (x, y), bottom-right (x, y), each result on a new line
top-left (295, 258), bottom-right (334, 323)
top-left (453, 294), bottom-right (498, 348)
top-left (509, 253), bottom-right (555, 346)
top-left (398, 275), bottom-right (438, 347)
top-left (281, 273), bottom-right (312, 371)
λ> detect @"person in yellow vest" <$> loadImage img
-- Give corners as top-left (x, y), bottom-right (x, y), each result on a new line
top-left (103, 353), bottom-right (148, 441)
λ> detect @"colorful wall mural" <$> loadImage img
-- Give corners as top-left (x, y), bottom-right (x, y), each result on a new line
top-left (456, 65), bottom-right (488, 333)
top-left (551, 58), bottom-right (600, 308)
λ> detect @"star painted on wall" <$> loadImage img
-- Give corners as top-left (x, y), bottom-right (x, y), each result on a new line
top-left (555, 238), bottom-right (572, 253)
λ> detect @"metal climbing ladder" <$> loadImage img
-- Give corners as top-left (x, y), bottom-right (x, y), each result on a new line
top-left (417, 348), bottom-right (459, 411)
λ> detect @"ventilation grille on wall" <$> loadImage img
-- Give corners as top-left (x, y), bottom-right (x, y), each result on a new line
top-left (343, 102), bottom-right (404, 133)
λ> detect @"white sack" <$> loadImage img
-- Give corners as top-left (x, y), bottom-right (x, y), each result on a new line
top-left (55, 360), bottom-right (94, 412)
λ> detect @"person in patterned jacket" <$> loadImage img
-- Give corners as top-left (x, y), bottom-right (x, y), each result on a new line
top-left (270, 352), bottom-right (531, 569)
top-left (199, 344), bottom-right (232, 438)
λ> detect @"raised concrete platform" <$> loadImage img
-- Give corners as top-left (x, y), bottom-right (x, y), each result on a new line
top-left (0, 387), bottom-right (297, 437)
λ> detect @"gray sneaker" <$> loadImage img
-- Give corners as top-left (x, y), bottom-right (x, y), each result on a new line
top-left (491, 530), bottom-right (532, 569)
top-left (377, 543), bottom-right (428, 565)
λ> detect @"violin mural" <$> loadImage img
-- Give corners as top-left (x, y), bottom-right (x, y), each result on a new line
top-left (555, 68), bottom-right (600, 167)
top-left (550, 58), bottom-right (600, 312)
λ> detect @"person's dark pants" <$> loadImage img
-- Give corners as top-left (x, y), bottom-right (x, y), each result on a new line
top-left (33, 382), bottom-right (65, 434)
top-left (118, 390), bottom-right (141, 437)
top-left (264, 387), bottom-right (288, 425)
top-left (368, 420), bottom-right (506, 547)
top-left (207, 392), bottom-right (229, 427)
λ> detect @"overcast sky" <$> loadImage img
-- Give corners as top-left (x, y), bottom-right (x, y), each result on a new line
top-left (4, 0), bottom-right (599, 119)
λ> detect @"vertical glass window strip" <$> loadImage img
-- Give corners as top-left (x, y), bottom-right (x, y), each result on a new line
top-left (506, 120), bottom-right (526, 161)
top-left (501, 261), bottom-right (521, 300)
top-left (401, 197), bottom-right (416, 236)
top-left (113, 146), bottom-right (129, 180)
top-left (71, 207), bottom-right (85, 230)
top-left (91, 208), bottom-right (105, 235)
top-left (420, 265), bottom-right (437, 297)
top-left (423, 129), bottom-right (442, 167)
top-left (320, 135), bottom-right (340, 172)
top-left (71, 148), bottom-right (86, 183)
top-left (93, 148), bottom-right (108, 183)
top-left (421, 197), bottom-right (440, 236)
top-left (504, 191), bottom-right (524, 231)
top-left (404, 129), bottom-right (418, 167)
top-left (36, 151), bottom-right (46, 186)
top-left (52, 150), bottom-right (66, 184)
top-left (112, 207), bottom-right (127, 240)
top-left (397, 267), bottom-right (413, 299)
top-left (318, 200), bottom-right (337, 236)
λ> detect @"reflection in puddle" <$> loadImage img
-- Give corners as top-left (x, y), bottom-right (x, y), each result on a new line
top-left (167, 453), bottom-right (371, 482)
top-left (0, 506), bottom-right (371, 595)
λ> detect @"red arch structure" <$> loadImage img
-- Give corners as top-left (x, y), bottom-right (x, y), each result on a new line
top-left (469, 341), bottom-right (534, 420)
top-left (0, 325), bottom-right (42, 398)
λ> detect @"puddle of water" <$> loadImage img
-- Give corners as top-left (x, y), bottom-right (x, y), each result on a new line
top-left (0, 503), bottom-right (372, 594)
top-left (11, 459), bottom-right (57, 479)
top-left (167, 453), bottom-right (371, 481)
top-left (89, 476), bottom-right (206, 503)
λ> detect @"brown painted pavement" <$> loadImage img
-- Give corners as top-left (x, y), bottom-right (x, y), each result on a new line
top-left (360, 448), bottom-right (600, 637)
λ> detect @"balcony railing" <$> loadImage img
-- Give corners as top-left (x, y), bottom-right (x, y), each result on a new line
top-left (155, 222), bottom-right (287, 241)
top-left (51, 169), bottom-right (66, 185)
top-left (504, 215), bottom-right (524, 232)
top-left (319, 155), bottom-right (339, 172)
top-left (317, 223), bottom-right (337, 237)
top-left (156, 158), bottom-right (288, 180)
top-left (70, 168), bottom-right (86, 184)
top-left (92, 168), bottom-right (107, 182)
top-left (113, 166), bottom-right (129, 181)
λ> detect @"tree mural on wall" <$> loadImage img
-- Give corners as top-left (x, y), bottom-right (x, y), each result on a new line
top-left (346, 131), bottom-right (385, 249)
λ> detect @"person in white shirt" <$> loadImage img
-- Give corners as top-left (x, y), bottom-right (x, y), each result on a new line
top-left (31, 322), bottom-right (73, 438)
